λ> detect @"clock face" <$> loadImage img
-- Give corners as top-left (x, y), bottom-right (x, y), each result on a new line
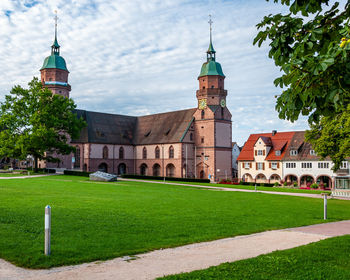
top-left (198, 99), bottom-right (207, 110)
top-left (220, 99), bottom-right (226, 108)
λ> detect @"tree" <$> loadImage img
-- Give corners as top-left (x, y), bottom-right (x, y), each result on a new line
top-left (0, 77), bottom-right (86, 170)
top-left (254, 0), bottom-right (350, 170)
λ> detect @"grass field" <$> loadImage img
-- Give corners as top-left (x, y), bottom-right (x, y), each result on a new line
top-left (0, 175), bottom-right (349, 268)
top-left (160, 235), bottom-right (350, 279)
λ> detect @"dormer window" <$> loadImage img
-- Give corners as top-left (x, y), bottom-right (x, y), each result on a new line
top-left (310, 150), bottom-right (316, 156)
top-left (275, 150), bottom-right (281, 156)
top-left (290, 150), bottom-right (298, 156)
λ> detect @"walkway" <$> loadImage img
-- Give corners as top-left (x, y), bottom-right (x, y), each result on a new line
top-left (0, 174), bottom-right (58, 179)
top-left (120, 178), bottom-right (350, 200)
top-left (1, 220), bottom-right (350, 280)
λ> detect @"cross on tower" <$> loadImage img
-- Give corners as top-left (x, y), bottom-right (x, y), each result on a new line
top-left (208, 14), bottom-right (213, 35)
top-left (54, 10), bottom-right (58, 37)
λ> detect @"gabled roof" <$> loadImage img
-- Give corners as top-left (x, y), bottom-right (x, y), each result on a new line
top-left (135, 108), bottom-right (196, 145)
top-left (72, 108), bottom-right (196, 145)
top-left (71, 109), bottom-right (137, 145)
top-left (258, 136), bottom-right (272, 146)
top-left (237, 131), bottom-right (295, 161)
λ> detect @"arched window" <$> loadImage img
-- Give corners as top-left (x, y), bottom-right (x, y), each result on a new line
top-left (221, 107), bottom-right (224, 119)
top-left (118, 163), bottom-right (126, 175)
top-left (153, 163), bottom-right (161, 176)
top-left (119, 146), bottom-right (124, 159)
top-left (74, 146), bottom-right (80, 168)
top-left (155, 146), bottom-right (160, 159)
top-left (169, 146), bottom-right (174, 158)
top-left (140, 163), bottom-right (148, 175)
top-left (98, 162), bottom-right (108, 173)
top-left (190, 133), bottom-right (193, 141)
top-left (166, 164), bottom-right (175, 177)
top-left (201, 110), bottom-right (205, 120)
top-left (102, 146), bottom-right (108, 159)
top-left (142, 147), bottom-right (147, 159)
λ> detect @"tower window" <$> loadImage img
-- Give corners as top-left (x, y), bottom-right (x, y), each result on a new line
top-left (211, 85), bottom-right (214, 88)
top-left (201, 110), bottom-right (205, 120)
top-left (201, 137), bottom-right (204, 143)
top-left (169, 146), bottom-right (174, 158)
top-left (142, 147), bottom-right (147, 159)
top-left (190, 133), bottom-right (193, 141)
top-left (202, 86), bottom-right (205, 89)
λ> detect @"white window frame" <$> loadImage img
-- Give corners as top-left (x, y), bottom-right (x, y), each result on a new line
top-left (310, 150), bottom-right (317, 156)
top-left (257, 162), bottom-right (263, 170)
top-left (271, 162), bottom-right (278, 170)
top-left (244, 162), bottom-right (250, 169)
top-left (341, 161), bottom-right (349, 169)
top-left (257, 150), bottom-right (264, 156)
top-left (290, 150), bottom-right (298, 156)
top-left (275, 150), bottom-right (281, 156)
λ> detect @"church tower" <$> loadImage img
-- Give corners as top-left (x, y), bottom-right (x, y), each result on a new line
top-left (40, 12), bottom-right (71, 98)
top-left (193, 16), bottom-right (232, 182)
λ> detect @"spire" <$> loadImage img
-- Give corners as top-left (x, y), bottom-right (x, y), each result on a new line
top-left (207, 15), bottom-right (216, 62)
top-left (51, 10), bottom-right (60, 55)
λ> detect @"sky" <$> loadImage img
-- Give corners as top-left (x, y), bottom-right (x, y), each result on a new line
top-left (0, 0), bottom-right (315, 145)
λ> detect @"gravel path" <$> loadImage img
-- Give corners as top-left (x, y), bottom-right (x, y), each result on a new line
top-left (1, 220), bottom-right (350, 280)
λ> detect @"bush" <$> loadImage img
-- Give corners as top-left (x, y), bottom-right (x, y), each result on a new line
top-left (306, 182), bottom-right (312, 188)
top-left (274, 182), bottom-right (279, 187)
top-left (293, 182), bottom-right (298, 187)
top-left (120, 174), bottom-right (210, 183)
top-left (283, 182), bottom-right (287, 186)
top-left (311, 183), bottom-right (319, 189)
top-left (64, 170), bottom-right (91, 177)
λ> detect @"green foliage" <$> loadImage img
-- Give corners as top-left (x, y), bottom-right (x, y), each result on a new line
top-left (160, 235), bottom-right (350, 280)
top-left (0, 175), bottom-right (343, 268)
top-left (311, 183), bottom-right (319, 189)
top-left (121, 174), bottom-right (210, 183)
top-left (63, 170), bottom-right (91, 177)
top-left (0, 78), bottom-right (86, 168)
top-left (274, 182), bottom-right (279, 187)
top-left (254, 0), bottom-right (350, 167)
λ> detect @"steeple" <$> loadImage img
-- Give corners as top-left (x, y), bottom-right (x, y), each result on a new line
top-left (207, 15), bottom-right (216, 61)
top-left (51, 10), bottom-right (60, 55)
top-left (40, 10), bottom-right (71, 98)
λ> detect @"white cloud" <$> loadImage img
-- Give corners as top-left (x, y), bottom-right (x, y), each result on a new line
top-left (1, 0), bottom-right (335, 145)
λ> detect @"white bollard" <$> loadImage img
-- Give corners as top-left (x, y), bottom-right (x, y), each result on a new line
top-left (45, 205), bottom-right (51, 255)
top-left (255, 184), bottom-right (257, 192)
top-left (323, 194), bottom-right (327, 220)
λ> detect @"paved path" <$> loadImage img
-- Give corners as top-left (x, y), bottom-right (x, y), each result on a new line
top-left (1, 220), bottom-right (350, 280)
top-left (0, 174), bottom-right (58, 179)
top-left (119, 178), bottom-right (350, 200)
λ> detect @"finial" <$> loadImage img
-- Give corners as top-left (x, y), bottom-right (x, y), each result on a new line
top-left (207, 14), bottom-right (216, 60)
top-left (54, 10), bottom-right (58, 41)
top-left (51, 10), bottom-right (60, 55)
top-left (208, 14), bottom-right (213, 44)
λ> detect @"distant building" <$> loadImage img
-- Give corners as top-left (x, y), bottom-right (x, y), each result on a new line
top-left (232, 142), bottom-right (241, 178)
top-left (39, 20), bottom-right (232, 181)
top-left (237, 131), bottom-right (350, 196)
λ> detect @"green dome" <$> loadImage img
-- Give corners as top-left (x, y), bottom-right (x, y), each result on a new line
top-left (41, 54), bottom-right (68, 71)
top-left (199, 60), bottom-right (225, 77)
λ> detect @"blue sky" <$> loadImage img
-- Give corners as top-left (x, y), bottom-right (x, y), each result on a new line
top-left (0, 0), bottom-right (326, 145)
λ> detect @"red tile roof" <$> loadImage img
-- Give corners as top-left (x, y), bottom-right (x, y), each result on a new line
top-left (237, 131), bottom-right (296, 161)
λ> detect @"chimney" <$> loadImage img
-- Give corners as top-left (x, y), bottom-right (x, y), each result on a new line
top-left (272, 130), bottom-right (277, 136)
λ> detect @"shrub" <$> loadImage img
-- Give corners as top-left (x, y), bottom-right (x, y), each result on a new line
top-left (306, 182), bottom-right (312, 188)
top-left (319, 183), bottom-right (325, 189)
top-left (283, 182), bottom-right (287, 186)
top-left (293, 182), bottom-right (298, 187)
top-left (121, 174), bottom-right (210, 183)
top-left (64, 170), bottom-right (91, 177)
top-left (274, 182), bottom-right (279, 187)
top-left (311, 183), bottom-right (319, 189)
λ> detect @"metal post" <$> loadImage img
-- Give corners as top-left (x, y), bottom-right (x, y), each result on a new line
top-left (255, 184), bottom-right (257, 192)
top-left (45, 205), bottom-right (51, 255)
top-left (323, 194), bottom-right (327, 220)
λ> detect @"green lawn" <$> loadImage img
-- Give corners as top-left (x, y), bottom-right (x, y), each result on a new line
top-left (0, 175), bottom-right (349, 269)
top-left (160, 235), bottom-right (350, 280)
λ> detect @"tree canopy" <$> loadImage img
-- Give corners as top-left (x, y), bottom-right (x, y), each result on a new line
top-left (0, 78), bottom-right (86, 169)
top-left (254, 0), bottom-right (350, 169)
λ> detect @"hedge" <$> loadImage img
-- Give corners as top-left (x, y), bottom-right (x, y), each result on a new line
top-left (240, 181), bottom-right (274, 187)
top-left (64, 170), bottom-right (91, 177)
top-left (121, 174), bottom-right (210, 183)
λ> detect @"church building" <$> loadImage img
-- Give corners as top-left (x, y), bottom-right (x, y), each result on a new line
top-left (40, 20), bottom-right (232, 181)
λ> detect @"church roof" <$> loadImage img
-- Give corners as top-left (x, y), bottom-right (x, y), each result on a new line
top-left (71, 108), bottom-right (196, 145)
top-left (41, 54), bottom-right (68, 71)
top-left (199, 60), bottom-right (225, 77)
top-left (135, 108), bottom-right (196, 145)
top-left (71, 110), bottom-right (137, 145)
